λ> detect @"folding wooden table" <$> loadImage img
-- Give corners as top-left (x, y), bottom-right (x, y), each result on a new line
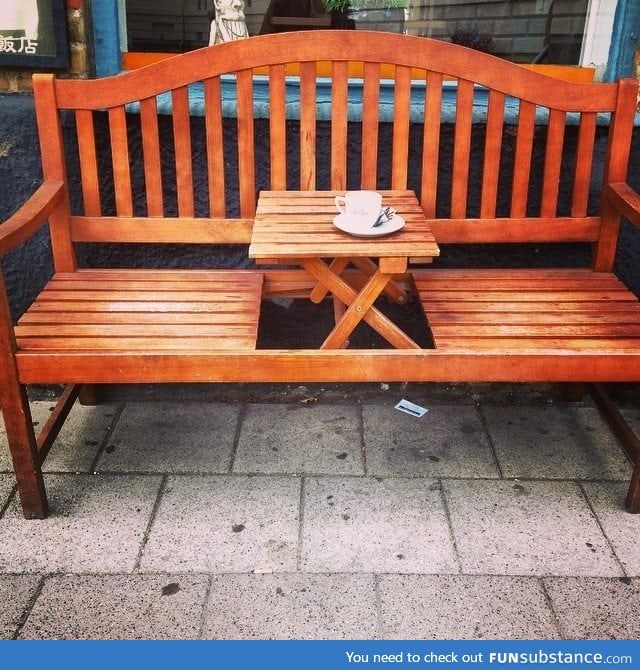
top-left (249, 190), bottom-right (440, 349)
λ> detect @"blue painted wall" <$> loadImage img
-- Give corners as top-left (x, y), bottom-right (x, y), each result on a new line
top-left (92, 0), bottom-right (121, 77)
top-left (606, 0), bottom-right (640, 80)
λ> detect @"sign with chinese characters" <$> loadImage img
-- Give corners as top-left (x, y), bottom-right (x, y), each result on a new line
top-left (0, 0), bottom-right (69, 68)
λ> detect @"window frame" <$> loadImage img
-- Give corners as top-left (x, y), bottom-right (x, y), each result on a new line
top-left (104, 0), bottom-right (627, 83)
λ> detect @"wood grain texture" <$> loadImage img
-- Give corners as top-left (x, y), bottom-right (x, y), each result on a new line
top-left (15, 270), bottom-right (264, 353)
top-left (417, 269), bottom-right (640, 356)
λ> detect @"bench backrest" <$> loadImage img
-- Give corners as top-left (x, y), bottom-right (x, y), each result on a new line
top-left (33, 30), bottom-right (637, 273)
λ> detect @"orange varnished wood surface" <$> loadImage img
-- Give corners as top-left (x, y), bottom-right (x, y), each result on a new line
top-left (417, 269), bottom-right (640, 354)
top-left (121, 51), bottom-right (597, 83)
top-left (15, 270), bottom-right (264, 352)
top-left (250, 191), bottom-right (439, 260)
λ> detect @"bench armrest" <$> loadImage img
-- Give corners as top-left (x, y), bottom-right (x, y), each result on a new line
top-left (0, 181), bottom-right (65, 255)
top-left (605, 182), bottom-right (640, 229)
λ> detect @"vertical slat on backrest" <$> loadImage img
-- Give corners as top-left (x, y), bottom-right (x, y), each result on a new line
top-left (299, 62), bottom-right (317, 190)
top-left (204, 76), bottom-right (226, 217)
top-left (108, 106), bottom-right (133, 217)
top-left (571, 112), bottom-right (597, 217)
top-left (75, 109), bottom-right (101, 217)
top-left (421, 70), bottom-right (442, 217)
top-left (480, 90), bottom-right (505, 218)
top-left (236, 69), bottom-right (256, 217)
top-left (391, 65), bottom-right (412, 190)
top-left (331, 60), bottom-right (349, 191)
top-left (450, 79), bottom-right (474, 218)
top-left (602, 78), bottom-right (638, 184)
top-left (540, 108), bottom-right (566, 217)
top-left (139, 97), bottom-right (164, 217)
top-left (361, 62), bottom-right (381, 190)
top-left (269, 64), bottom-right (287, 191)
top-left (171, 87), bottom-right (194, 218)
top-left (33, 74), bottom-right (76, 271)
top-left (510, 100), bottom-right (536, 218)
top-left (594, 77), bottom-right (638, 272)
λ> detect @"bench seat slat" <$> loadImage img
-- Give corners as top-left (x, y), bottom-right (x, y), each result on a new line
top-left (17, 324), bottom-right (258, 337)
top-left (43, 279), bottom-right (263, 291)
top-left (415, 276), bottom-right (626, 290)
top-left (19, 311), bottom-right (256, 325)
top-left (28, 300), bottom-right (259, 313)
top-left (33, 290), bottom-right (260, 302)
top-left (53, 269), bottom-right (261, 281)
top-left (420, 290), bottom-right (634, 302)
top-left (431, 325), bottom-right (640, 338)
top-left (16, 337), bottom-right (257, 351)
top-left (421, 300), bottom-right (640, 313)
top-left (433, 338), bottom-right (640, 352)
top-left (428, 310), bottom-right (640, 325)
top-left (16, 271), bottom-right (263, 353)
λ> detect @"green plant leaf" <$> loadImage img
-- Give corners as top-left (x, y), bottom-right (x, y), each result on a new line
top-left (322, 0), bottom-right (409, 11)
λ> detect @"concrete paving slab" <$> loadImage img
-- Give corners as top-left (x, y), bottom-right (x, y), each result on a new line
top-left (140, 475), bottom-right (300, 573)
top-left (0, 575), bottom-right (41, 639)
top-left (0, 474), bottom-right (15, 508)
top-left (620, 407), bottom-right (640, 434)
top-left (19, 574), bottom-right (209, 640)
top-left (0, 474), bottom-right (161, 574)
top-left (444, 479), bottom-right (623, 577)
top-left (96, 402), bottom-right (239, 473)
top-left (201, 573), bottom-right (378, 639)
top-left (482, 406), bottom-right (630, 480)
top-left (363, 404), bottom-right (499, 478)
top-left (544, 577), bottom-right (640, 639)
top-left (234, 404), bottom-right (363, 475)
top-left (581, 482), bottom-right (640, 576)
top-left (0, 402), bottom-right (115, 474)
top-left (301, 476), bottom-right (458, 573)
top-left (378, 574), bottom-right (560, 639)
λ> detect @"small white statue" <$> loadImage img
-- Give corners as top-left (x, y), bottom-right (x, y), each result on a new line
top-left (209, 0), bottom-right (249, 45)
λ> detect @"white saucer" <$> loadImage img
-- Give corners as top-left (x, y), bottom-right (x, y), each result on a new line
top-left (333, 213), bottom-right (405, 238)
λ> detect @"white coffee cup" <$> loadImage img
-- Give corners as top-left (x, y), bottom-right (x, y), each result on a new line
top-left (335, 191), bottom-right (383, 227)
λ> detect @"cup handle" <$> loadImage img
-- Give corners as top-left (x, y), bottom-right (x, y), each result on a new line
top-left (335, 195), bottom-right (346, 214)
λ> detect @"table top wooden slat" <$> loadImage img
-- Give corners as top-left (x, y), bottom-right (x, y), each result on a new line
top-left (250, 191), bottom-right (439, 260)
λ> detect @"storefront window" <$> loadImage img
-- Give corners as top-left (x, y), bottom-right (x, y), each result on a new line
top-left (125, 0), bottom-right (589, 66)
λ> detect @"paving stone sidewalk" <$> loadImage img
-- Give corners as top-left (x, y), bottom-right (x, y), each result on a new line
top-left (0, 391), bottom-right (639, 640)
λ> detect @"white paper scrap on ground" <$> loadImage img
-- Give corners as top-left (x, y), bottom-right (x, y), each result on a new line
top-left (394, 399), bottom-right (429, 417)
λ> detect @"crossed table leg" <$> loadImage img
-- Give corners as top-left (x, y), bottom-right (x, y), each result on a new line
top-left (300, 256), bottom-right (420, 350)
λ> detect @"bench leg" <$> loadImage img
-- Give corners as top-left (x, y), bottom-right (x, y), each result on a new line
top-left (562, 383), bottom-right (585, 402)
top-left (587, 383), bottom-right (640, 514)
top-left (0, 271), bottom-right (48, 518)
top-left (626, 463), bottom-right (640, 513)
top-left (0, 385), bottom-right (48, 519)
top-left (78, 384), bottom-right (100, 406)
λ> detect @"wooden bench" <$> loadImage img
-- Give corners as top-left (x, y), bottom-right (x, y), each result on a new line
top-left (1, 30), bottom-right (640, 518)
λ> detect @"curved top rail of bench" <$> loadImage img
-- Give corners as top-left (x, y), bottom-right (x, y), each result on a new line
top-left (44, 30), bottom-right (624, 113)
